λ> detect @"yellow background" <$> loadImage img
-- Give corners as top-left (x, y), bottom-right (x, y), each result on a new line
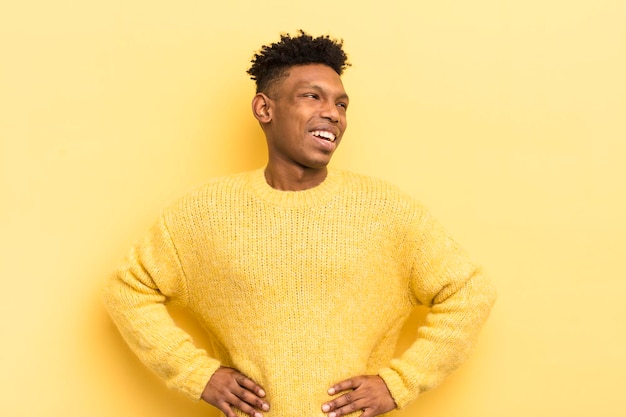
top-left (1, 1), bottom-right (625, 416)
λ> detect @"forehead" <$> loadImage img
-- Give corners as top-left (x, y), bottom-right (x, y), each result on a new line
top-left (278, 64), bottom-right (347, 96)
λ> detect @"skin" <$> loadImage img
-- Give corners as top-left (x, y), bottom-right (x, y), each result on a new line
top-left (252, 63), bottom-right (349, 191)
top-left (201, 64), bottom-right (397, 417)
top-left (201, 367), bottom-right (269, 417)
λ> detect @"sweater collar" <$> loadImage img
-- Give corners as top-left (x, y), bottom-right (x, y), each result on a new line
top-left (248, 167), bottom-right (342, 208)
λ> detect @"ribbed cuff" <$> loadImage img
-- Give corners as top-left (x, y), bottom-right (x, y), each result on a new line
top-left (377, 366), bottom-right (416, 410)
top-left (179, 359), bottom-right (222, 401)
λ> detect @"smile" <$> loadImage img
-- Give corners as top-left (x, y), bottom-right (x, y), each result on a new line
top-left (311, 130), bottom-right (336, 142)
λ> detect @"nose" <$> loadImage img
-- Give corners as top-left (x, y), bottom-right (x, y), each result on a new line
top-left (320, 99), bottom-right (340, 123)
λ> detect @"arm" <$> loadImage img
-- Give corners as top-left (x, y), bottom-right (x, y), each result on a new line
top-left (322, 206), bottom-right (495, 416)
top-left (102, 215), bottom-right (220, 399)
top-left (377, 208), bottom-right (497, 409)
top-left (103, 215), bottom-right (270, 416)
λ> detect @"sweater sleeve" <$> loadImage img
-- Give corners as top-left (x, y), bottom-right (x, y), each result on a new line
top-left (102, 215), bottom-right (221, 400)
top-left (378, 207), bottom-right (497, 409)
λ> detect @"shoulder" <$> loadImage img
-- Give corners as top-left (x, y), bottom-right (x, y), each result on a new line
top-left (186, 170), bottom-right (253, 197)
top-left (335, 169), bottom-right (396, 192)
top-left (334, 169), bottom-right (419, 203)
top-left (334, 169), bottom-right (429, 218)
top-left (163, 170), bottom-right (258, 218)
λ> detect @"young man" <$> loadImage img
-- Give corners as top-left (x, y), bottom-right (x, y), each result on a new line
top-left (104, 31), bottom-right (496, 417)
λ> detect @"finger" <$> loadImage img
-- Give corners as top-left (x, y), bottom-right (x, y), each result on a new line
top-left (358, 408), bottom-right (378, 417)
top-left (236, 373), bottom-right (267, 397)
top-left (216, 402), bottom-right (238, 417)
top-left (325, 398), bottom-right (367, 417)
top-left (224, 391), bottom-right (266, 417)
top-left (328, 377), bottom-right (362, 395)
top-left (232, 383), bottom-right (270, 411)
top-left (323, 391), bottom-right (366, 413)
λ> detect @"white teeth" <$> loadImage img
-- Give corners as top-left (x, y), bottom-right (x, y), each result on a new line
top-left (312, 130), bottom-right (336, 142)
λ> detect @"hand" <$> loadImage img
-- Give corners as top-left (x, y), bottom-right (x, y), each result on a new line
top-left (322, 375), bottom-right (396, 417)
top-left (201, 366), bottom-right (270, 417)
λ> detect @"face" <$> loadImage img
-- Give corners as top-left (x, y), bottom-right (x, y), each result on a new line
top-left (257, 64), bottom-right (349, 171)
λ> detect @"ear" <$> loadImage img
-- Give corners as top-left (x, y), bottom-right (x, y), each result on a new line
top-left (251, 93), bottom-right (272, 124)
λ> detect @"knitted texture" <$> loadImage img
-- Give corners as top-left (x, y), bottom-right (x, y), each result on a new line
top-left (103, 168), bottom-right (496, 417)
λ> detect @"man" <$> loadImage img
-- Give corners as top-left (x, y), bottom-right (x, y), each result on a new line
top-left (104, 31), bottom-right (496, 417)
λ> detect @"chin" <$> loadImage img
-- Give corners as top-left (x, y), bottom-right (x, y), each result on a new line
top-left (309, 154), bottom-right (336, 169)
top-left (305, 160), bottom-right (332, 170)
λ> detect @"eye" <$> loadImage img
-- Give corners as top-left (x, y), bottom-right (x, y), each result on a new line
top-left (337, 102), bottom-right (348, 110)
top-left (303, 93), bottom-right (319, 99)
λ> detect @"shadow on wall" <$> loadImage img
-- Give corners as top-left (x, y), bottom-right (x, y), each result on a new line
top-left (207, 84), bottom-right (268, 174)
top-left (216, 113), bottom-right (268, 174)
top-left (395, 306), bottom-right (429, 356)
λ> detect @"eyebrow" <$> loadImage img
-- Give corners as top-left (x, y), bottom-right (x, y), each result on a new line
top-left (302, 84), bottom-right (350, 101)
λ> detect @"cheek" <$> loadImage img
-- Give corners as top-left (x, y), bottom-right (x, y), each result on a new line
top-left (340, 118), bottom-right (348, 133)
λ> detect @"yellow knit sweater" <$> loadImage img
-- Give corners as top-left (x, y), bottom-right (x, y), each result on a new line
top-left (103, 168), bottom-right (496, 417)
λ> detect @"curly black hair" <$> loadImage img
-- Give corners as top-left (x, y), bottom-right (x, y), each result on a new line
top-left (247, 30), bottom-right (350, 94)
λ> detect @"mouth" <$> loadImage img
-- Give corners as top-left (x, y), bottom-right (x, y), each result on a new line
top-left (310, 130), bottom-right (337, 143)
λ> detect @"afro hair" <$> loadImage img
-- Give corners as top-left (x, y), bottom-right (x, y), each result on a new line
top-left (247, 30), bottom-right (350, 94)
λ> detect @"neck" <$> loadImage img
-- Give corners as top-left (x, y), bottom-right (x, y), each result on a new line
top-left (264, 164), bottom-right (328, 191)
